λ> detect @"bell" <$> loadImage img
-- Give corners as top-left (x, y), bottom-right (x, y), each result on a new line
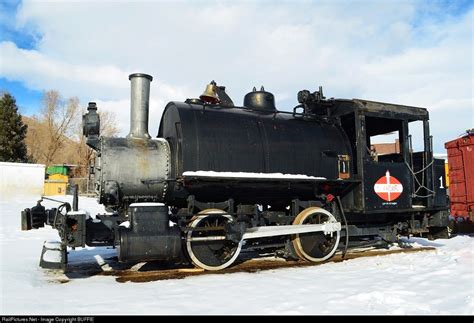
top-left (200, 81), bottom-right (220, 104)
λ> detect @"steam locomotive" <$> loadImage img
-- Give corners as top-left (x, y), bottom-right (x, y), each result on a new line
top-left (21, 73), bottom-right (449, 271)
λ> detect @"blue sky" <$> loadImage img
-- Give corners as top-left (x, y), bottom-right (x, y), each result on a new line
top-left (0, 0), bottom-right (472, 152)
top-left (0, 1), bottom-right (38, 50)
top-left (0, 78), bottom-right (42, 114)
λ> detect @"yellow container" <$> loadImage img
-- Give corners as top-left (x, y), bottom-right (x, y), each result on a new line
top-left (44, 181), bottom-right (67, 195)
top-left (44, 174), bottom-right (69, 195)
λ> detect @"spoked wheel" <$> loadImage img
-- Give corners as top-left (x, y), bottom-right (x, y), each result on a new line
top-left (291, 207), bottom-right (340, 262)
top-left (186, 209), bottom-right (242, 271)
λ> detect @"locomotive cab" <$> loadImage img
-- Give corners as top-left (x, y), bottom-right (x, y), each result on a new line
top-left (333, 100), bottom-right (449, 237)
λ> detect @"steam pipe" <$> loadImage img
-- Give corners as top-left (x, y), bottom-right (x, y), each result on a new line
top-left (127, 73), bottom-right (153, 139)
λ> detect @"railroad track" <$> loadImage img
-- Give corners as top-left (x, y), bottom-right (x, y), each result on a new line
top-left (49, 246), bottom-right (435, 284)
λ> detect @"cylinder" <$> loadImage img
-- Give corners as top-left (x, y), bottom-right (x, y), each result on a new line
top-left (127, 73), bottom-right (153, 139)
top-left (118, 203), bottom-right (182, 262)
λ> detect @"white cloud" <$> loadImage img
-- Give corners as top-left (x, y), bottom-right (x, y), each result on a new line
top-left (0, 41), bottom-right (128, 98)
top-left (0, 0), bottom-right (472, 152)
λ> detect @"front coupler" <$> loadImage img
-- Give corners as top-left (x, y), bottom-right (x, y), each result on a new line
top-left (21, 199), bottom-right (116, 270)
top-left (21, 200), bottom-right (184, 271)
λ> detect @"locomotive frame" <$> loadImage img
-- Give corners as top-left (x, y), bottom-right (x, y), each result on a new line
top-left (21, 73), bottom-right (449, 271)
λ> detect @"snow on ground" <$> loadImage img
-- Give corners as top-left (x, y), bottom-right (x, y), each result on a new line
top-left (0, 194), bottom-right (473, 315)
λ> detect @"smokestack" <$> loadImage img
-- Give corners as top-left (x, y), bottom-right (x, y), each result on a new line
top-left (127, 73), bottom-right (153, 139)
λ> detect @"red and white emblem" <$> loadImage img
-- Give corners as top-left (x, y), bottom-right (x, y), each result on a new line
top-left (373, 170), bottom-right (403, 202)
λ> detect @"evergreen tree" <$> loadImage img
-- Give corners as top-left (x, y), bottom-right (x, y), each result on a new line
top-left (0, 93), bottom-right (29, 162)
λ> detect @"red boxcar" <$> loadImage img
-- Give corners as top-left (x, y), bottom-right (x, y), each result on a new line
top-left (445, 129), bottom-right (474, 222)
